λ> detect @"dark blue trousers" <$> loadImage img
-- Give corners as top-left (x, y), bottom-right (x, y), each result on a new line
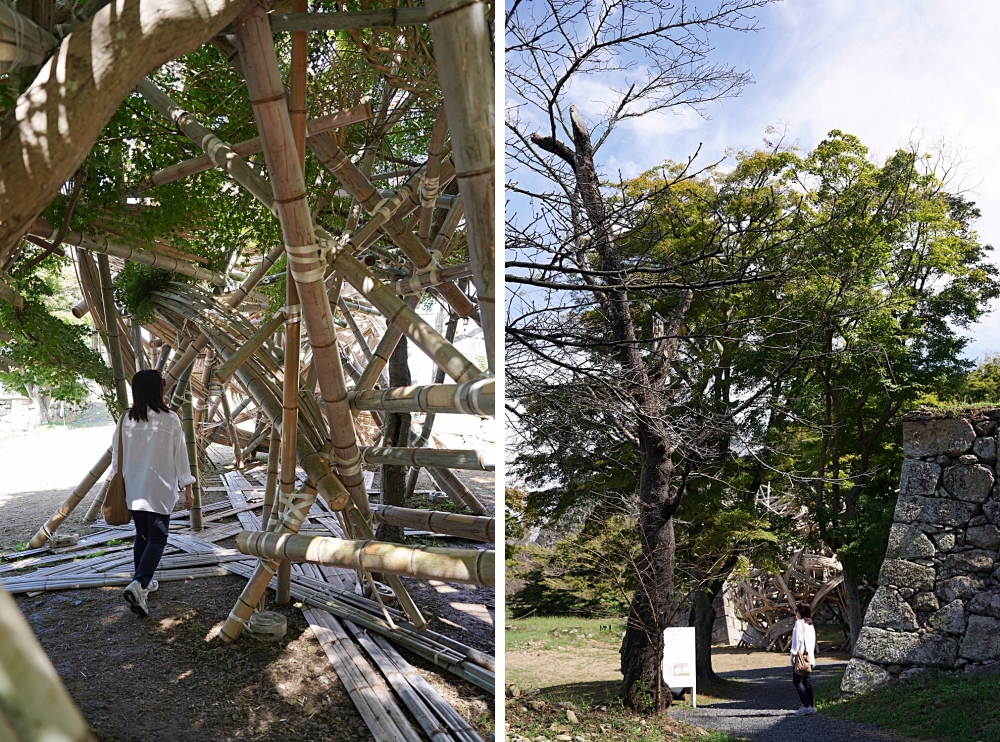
top-left (131, 510), bottom-right (170, 589)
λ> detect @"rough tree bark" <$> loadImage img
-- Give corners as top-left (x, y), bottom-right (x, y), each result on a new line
top-left (375, 336), bottom-right (410, 544)
top-left (690, 579), bottom-right (725, 685)
top-left (0, 0), bottom-right (250, 260)
top-left (533, 105), bottom-right (693, 712)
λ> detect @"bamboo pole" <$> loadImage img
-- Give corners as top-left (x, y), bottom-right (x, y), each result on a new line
top-left (0, 273), bottom-right (23, 308)
top-left (135, 105), bottom-right (372, 193)
top-left (316, 227), bottom-right (482, 383)
top-left (370, 504), bottom-right (494, 543)
top-left (263, 427), bottom-right (280, 525)
top-left (236, 531), bottom-right (494, 587)
top-left (234, 1), bottom-right (369, 511)
top-left (349, 378), bottom-right (493, 416)
top-left (136, 79), bottom-right (276, 212)
top-left (426, 465), bottom-right (487, 515)
top-left (269, 7), bottom-right (427, 32)
top-left (359, 446), bottom-right (493, 471)
top-left (181, 383), bottom-right (204, 530)
top-left (162, 243), bottom-right (284, 393)
top-left (0, 3), bottom-right (58, 73)
top-left (214, 309), bottom-right (285, 383)
top-left (153, 343), bottom-right (172, 371)
top-left (82, 477), bottom-right (112, 523)
top-left (427, 0), bottom-right (495, 372)
top-left (389, 261), bottom-right (474, 297)
top-left (28, 447), bottom-right (112, 548)
top-left (30, 218), bottom-right (224, 285)
top-left (355, 296), bottom-right (419, 392)
top-left (219, 390), bottom-right (243, 469)
top-left (96, 253), bottom-right (130, 410)
top-left (0, 586), bottom-right (95, 741)
top-left (71, 296), bottom-right (88, 318)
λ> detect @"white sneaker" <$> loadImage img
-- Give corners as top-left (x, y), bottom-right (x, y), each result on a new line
top-left (794, 706), bottom-right (808, 716)
top-left (123, 579), bottom-right (150, 617)
top-left (805, 706), bottom-right (817, 715)
top-left (145, 579), bottom-right (159, 594)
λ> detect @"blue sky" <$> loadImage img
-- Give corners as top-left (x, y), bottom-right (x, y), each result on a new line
top-left (571, 0), bottom-right (1000, 360)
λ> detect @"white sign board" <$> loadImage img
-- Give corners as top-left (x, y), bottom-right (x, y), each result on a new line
top-left (662, 626), bottom-right (696, 708)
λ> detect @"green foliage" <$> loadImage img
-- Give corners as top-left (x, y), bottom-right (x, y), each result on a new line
top-left (0, 263), bottom-right (112, 405)
top-left (112, 263), bottom-right (175, 325)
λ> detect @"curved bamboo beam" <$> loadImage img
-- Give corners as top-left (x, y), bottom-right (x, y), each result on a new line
top-left (236, 531), bottom-right (495, 588)
top-left (96, 254), bottom-right (130, 410)
top-left (348, 379), bottom-right (494, 417)
top-left (0, 4), bottom-right (58, 73)
top-left (370, 505), bottom-right (494, 543)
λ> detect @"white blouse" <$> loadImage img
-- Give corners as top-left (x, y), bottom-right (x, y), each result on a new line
top-left (109, 409), bottom-right (196, 515)
top-left (789, 618), bottom-right (817, 669)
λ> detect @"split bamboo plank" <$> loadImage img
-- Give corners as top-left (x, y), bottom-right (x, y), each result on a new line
top-left (236, 531), bottom-right (494, 587)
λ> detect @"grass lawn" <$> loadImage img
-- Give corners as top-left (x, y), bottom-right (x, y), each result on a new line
top-left (506, 615), bottom-right (629, 652)
top-left (815, 668), bottom-right (1000, 742)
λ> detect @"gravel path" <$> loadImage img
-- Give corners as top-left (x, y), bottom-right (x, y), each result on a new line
top-left (672, 664), bottom-right (920, 742)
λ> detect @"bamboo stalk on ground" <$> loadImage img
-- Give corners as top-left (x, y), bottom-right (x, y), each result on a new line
top-left (370, 505), bottom-right (494, 543)
top-left (349, 378), bottom-right (493, 416)
top-left (96, 254), bottom-right (130, 410)
top-left (236, 531), bottom-right (494, 587)
top-left (427, 0), bottom-right (495, 371)
top-left (0, 585), bottom-right (95, 741)
top-left (28, 447), bottom-right (112, 548)
top-left (234, 1), bottom-right (369, 511)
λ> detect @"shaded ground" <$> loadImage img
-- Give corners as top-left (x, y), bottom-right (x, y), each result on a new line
top-left (1, 428), bottom-right (496, 741)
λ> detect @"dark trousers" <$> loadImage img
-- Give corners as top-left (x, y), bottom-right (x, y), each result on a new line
top-left (792, 668), bottom-right (813, 707)
top-left (132, 510), bottom-right (170, 589)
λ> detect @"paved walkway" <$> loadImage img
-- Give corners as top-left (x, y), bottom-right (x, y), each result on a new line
top-left (672, 663), bottom-right (919, 742)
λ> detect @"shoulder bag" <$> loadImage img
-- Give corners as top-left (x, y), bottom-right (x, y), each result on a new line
top-left (102, 416), bottom-right (132, 526)
top-left (792, 622), bottom-right (811, 675)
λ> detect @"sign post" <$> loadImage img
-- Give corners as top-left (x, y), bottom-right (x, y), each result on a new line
top-left (662, 626), bottom-right (696, 708)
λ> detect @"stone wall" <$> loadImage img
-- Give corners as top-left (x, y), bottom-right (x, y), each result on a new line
top-left (842, 409), bottom-right (1000, 693)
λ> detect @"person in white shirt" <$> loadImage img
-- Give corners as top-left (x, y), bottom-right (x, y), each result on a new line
top-left (790, 601), bottom-right (817, 715)
top-left (110, 369), bottom-right (195, 616)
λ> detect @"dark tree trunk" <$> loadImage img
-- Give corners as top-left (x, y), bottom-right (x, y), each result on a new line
top-left (376, 337), bottom-right (410, 543)
top-left (691, 581), bottom-right (725, 685)
top-left (842, 567), bottom-right (864, 651)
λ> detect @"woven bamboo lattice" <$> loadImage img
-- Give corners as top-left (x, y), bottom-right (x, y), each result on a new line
top-left (0, 0), bottom-right (495, 737)
top-left (731, 549), bottom-right (846, 652)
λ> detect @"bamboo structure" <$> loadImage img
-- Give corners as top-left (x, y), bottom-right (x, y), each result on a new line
top-left (6, 0), bottom-right (497, 732)
top-left (731, 549), bottom-right (846, 651)
top-left (236, 531), bottom-right (494, 588)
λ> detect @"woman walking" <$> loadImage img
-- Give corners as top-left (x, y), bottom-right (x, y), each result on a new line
top-left (110, 369), bottom-right (195, 616)
top-left (790, 602), bottom-right (817, 715)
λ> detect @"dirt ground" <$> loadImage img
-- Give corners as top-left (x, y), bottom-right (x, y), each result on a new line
top-left (1, 424), bottom-right (496, 742)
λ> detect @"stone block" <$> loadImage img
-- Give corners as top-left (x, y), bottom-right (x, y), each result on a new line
top-left (911, 592), bottom-right (940, 612)
top-left (974, 436), bottom-right (998, 462)
top-left (968, 590), bottom-right (1000, 619)
top-left (840, 659), bottom-right (893, 693)
top-left (966, 524), bottom-right (1000, 551)
top-left (943, 463), bottom-right (994, 503)
top-left (983, 501), bottom-right (1000, 527)
top-left (961, 615), bottom-right (1000, 662)
top-left (943, 549), bottom-right (996, 574)
top-left (899, 459), bottom-right (941, 497)
top-left (974, 419), bottom-right (997, 437)
top-left (854, 627), bottom-right (957, 667)
top-left (898, 667), bottom-right (930, 683)
top-left (893, 496), bottom-right (979, 527)
top-left (933, 532), bottom-right (956, 552)
top-left (886, 524), bottom-right (936, 559)
top-left (878, 560), bottom-right (936, 591)
top-left (903, 418), bottom-right (976, 457)
top-left (936, 575), bottom-right (987, 603)
top-left (928, 600), bottom-right (966, 635)
top-left (865, 587), bottom-right (920, 631)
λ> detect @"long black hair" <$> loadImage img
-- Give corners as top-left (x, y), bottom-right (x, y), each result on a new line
top-left (128, 369), bottom-right (170, 421)
top-left (796, 602), bottom-right (813, 626)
